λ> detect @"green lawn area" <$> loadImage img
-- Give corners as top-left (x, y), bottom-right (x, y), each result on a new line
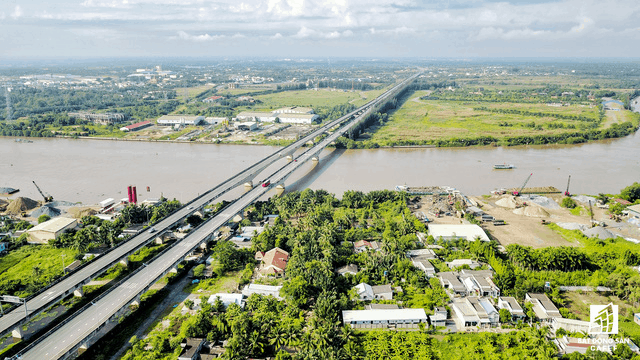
top-left (254, 89), bottom-right (362, 109)
top-left (46, 124), bottom-right (127, 138)
top-left (175, 85), bottom-right (216, 100)
top-left (366, 89), bottom-right (637, 146)
top-left (218, 86), bottom-right (278, 96)
top-left (185, 271), bottom-right (242, 294)
top-left (0, 246), bottom-right (79, 296)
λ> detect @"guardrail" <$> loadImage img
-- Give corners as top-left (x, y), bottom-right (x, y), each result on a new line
top-left (7, 71), bottom-right (421, 358)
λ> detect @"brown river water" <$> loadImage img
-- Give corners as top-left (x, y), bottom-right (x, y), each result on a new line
top-left (1, 128), bottom-right (639, 206)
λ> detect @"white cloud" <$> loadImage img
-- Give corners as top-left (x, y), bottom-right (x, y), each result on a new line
top-left (175, 30), bottom-right (225, 41)
top-left (271, 32), bottom-right (284, 39)
top-left (11, 6), bottom-right (22, 20)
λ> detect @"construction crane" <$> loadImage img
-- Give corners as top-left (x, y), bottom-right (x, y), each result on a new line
top-left (513, 173), bottom-right (533, 196)
top-left (32, 181), bottom-right (53, 203)
top-left (564, 175), bottom-right (571, 197)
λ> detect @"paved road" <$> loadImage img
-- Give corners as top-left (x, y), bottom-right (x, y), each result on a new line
top-left (16, 71), bottom-right (420, 359)
top-left (0, 102), bottom-right (358, 339)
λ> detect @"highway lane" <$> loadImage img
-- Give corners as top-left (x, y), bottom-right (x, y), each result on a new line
top-left (15, 72), bottom-right (420, 359)
top-left (0, 96), bottom-right (368, 337)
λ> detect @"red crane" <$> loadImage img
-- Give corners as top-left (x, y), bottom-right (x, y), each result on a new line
top-left (564, 175), bottom-right (571, 197)
top-left (513, 173), bottom-right (533, 196)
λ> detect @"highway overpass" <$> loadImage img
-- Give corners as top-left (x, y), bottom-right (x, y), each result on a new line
top-left (8, 71), bottom-right (419, 359)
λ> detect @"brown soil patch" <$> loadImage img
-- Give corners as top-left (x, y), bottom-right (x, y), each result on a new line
top-left (68, 207), bottom-right (98, 218)
top-left (6, 197), bottom-right (39, 214)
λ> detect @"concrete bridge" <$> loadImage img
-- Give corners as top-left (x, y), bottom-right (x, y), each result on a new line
top-left (8, 71), bottom-right (419, 360)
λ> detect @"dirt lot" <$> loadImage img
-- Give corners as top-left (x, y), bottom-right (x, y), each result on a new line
top-left (411, 192), bottom-right (640, 249)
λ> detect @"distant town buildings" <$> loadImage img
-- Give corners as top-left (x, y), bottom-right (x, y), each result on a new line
top-left (236, 106), bottom-right (319, 124)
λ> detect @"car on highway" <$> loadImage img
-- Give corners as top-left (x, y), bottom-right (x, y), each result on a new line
top-left (148, 227), bottom-right (156, 233)
top-left (262, 180), bottom-right (271, 187)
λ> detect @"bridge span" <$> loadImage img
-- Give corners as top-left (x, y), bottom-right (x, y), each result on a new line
top-left (9, 71), bottom-right (419, 360)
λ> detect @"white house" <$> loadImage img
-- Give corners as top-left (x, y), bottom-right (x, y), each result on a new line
top-left (241, 283), bottom-right (283, 300)
top-left (412, 257), bottom-right (436, 277)
top-left (430, 307), bottom-right (448, 327)
top-left (459, 270), bottom-right (500, 297)
top-left (497, 297), bottom-right (525, 321)
top-left (525, 293), bottom-right (561, 322)
top-left (342, 309), bottom-right (428, 328)
top-left (354, 283), bottom-right (393, 301)
top-left (208, 293), bottom-right (244, 308)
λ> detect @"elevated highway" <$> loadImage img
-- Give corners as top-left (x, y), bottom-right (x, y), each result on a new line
top-left (9, 71), bottom-right (419, 360)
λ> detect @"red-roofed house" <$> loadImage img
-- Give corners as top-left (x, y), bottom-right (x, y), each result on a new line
top-left (203, 96), bottom-right (223, 103)
top-left (256, 247), bottom-right (289, 277)
top-left (120, 121), bottom-right (152, 132)
top-left (353, 240), bottom-right (381, 253)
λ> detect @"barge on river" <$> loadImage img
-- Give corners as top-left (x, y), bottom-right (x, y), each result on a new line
top-left (493, 164), bottom-right (515, 169)
top-left (395, 185), bottom-right (452, 195)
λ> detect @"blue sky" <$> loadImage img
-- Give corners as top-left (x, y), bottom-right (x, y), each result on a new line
top-left (0, 0), bottom-right (638, 59)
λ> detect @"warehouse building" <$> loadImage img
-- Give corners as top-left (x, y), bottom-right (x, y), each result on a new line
top-left (342, 308), bottom-right (428, 329)
top-left (428, 224), bottom-right (490, 242)
top-left (157, 115), bottom-right (204, 126)
top-left (27, 217), bottom-right (78, 244)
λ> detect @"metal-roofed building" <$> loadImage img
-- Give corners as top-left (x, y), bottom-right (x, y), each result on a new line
top-left (428, 224), bottom-right (490, 242)
top-left (412, 257), bottom-right (436, 277)
top-left (27, 217), bottom-right (78, 244)
top-left (498, 297), bottom-right (525, 320)
top-left (157, 115), bottom-right (204, 126)
top-left (275, 113), bottom-right (319, 124)
top-left (526, 293), bottom-right (561, 322)
top-left (242, 283), bottom-right (283, 300)
top-left (342, 309), bottom-right (428, 329)
top-left (438, 272), bottom-right (467, 295)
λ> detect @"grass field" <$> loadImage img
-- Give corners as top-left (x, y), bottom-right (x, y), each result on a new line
top-left (0, 246), bottom-right (79, 296)
top-left (366, 89), bottom-right (636, 145)
top-left (254, 88), bottom-right (362, 109)
top-left (185, 271), bottom-right (242, 293)
top-left (175, 85), bottom-right (216, 100)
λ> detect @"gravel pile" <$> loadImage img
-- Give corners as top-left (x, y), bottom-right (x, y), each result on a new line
top-left (556, 222), bottom-right (587, 231)
top-left (572, 195), bottom-right (597, 205)
top-left (48, 200), bottom-right (77, 207)
top-left (582, 226), bottom-right (616, 239)
top-left (31, 205), bottom-right (62, 218)
top-left (523, 195), bottom-right (561, 209)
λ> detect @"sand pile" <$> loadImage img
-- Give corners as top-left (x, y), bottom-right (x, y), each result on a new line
top-left (582, 226), bottom-right (616, 239)
top-left (68, 207), bottom-right (98, 218)
top-left (6, 197), bottom-right (39, 214)
top-left (495, 196), bottom-right (517, 209)
top-left (513, 204), bottom-right (549, 218)
top-left (31, 205), bottom-right (62, 218)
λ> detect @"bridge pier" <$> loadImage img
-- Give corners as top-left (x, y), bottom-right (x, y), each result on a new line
top-left (286, 155), bottom-right (293, 163)
top-left (199, 241), bottom-right (208, 251)
top-left (312, 156), bottom-right (320, 165)
top-left (12, 326), bottom-right (24, 339)
top-left (232, 214), bottom-right (243, 223)
top-left (78, 344), bottom-right (89, 356)
top-left (169, 267), bottom-right (179, 274)
top-left (155, 235), bottom-right (164, 245)
top-left (243, 181), bottom-right (253, 193)
top-left (120, 258), bottom-right (129, 267)
top-left (74, 288), bottom-right (84, 297)
top-left (275, 184), bottom-right (286, 197)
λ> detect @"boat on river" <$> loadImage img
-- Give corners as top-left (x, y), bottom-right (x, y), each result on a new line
top-left (494, 164), bottom-right (515, 169)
